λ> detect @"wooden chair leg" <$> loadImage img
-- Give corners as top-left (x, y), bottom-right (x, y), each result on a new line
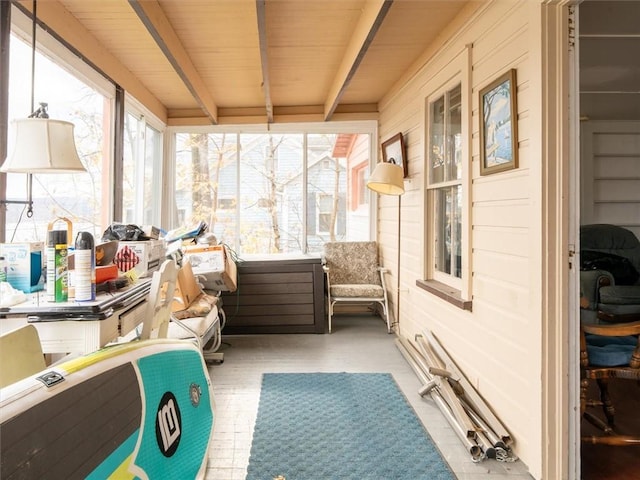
top-left (581, 376), bottom-right (615, 436)
top-left (596, 378), bottom-right (615, 426)
top-left (580, 377), bottom-right (588, 417)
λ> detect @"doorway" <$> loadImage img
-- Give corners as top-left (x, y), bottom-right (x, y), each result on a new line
top-left (577, 1), bottom-right (640, 479)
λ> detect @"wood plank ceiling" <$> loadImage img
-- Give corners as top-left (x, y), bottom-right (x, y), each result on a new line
top-left (579, 0), bottom-right (640, 121)
top-left (15, 0), bottom-right (480, 125)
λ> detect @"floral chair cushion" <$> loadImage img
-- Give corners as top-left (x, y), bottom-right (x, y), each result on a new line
top-left (322, 241), bottom-right (381, 286)
top-left (330, 284), bottom-right (384, 298)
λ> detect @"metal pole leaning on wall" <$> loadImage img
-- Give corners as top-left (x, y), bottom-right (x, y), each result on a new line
top-left (418, 330), bottom-right (513, 449)
top-left (395, 332), bottom-right (517, 463)
top-left (395, 337), bottom-right (484, 462)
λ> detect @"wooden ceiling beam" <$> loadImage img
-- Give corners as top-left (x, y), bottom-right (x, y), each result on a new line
top-left (255, 0), bottom-right (273, 123)
top-left (166, 104), bottom-right (379, 127)
top-left (128, 0), bottom-right (218, 124)
top-left (323, 0), bottom-right (392, 121)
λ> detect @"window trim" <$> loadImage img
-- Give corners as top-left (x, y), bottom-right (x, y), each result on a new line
top-left (416, 278), bottom-right (472, 311)
top-left (316, 192), bottom-right (333, 235)
top-left (350, 161), bottom-right (368, 211)
top-left (422, 46), bottom-right (472, 306)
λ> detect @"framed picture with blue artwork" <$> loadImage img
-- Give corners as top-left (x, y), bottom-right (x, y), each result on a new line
top-left (479, 69), bottom-right (518, 176)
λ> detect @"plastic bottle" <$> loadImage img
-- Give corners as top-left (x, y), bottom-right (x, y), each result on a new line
top-left (47, 230), bottom-right (68, 302)
top-left (74, 231), bottom-right (96, 301)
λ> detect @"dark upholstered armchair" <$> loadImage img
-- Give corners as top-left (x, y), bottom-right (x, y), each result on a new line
top-left (580, 224), bottom-right (640, 324)
top-left (322, 241), bottom-right (390, 334)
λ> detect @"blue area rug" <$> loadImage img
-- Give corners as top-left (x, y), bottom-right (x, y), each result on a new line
top-left (246, 372), bottom-right (454, 480)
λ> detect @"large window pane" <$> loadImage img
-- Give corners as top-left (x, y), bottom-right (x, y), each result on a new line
top-left (122, 115), bottom-right (162, 225)
top-left (306, 134), bottom-right (345, 252)
top-left (239, 133), bottom-right (303, 254)
top-left (429, 85), bottom-right (462, 185)
top-left (429, 96), bottom-right (445, 184)
top-left (6, 35), bottom-right (109, 242)
top-left (144, 125), bottom-right (162, 225)
top-left (122, 113), bottom-right (141, 224)
top-left (433, 186), bottom-right (461, 277)
top-left (306, 133), bottom-right (370, 253)
top-left (172, 130), bottom-right (372, 256)
top-left (174, 133), bottom-right (238, 247)
top-left (448, 85), bottom-right (462, 181)
top-left (428, 83), bottom-right (463, 280)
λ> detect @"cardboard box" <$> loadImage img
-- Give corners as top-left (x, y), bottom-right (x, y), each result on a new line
top-left (141, 225), bottom-right (161, 240)
top-left (114, 240), bottom-right (165, 278)
top-left (184, 244), bottom-right (237, 292)
top-left (172, 261), bottom-right (202, 312)
top-left (0, 242), bottom-right (45, 293)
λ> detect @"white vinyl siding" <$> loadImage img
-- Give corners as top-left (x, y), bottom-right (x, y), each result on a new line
top-left (376, 1), bottom-right (544, 477)
top-left (581, 121), bottom-right (640, 238)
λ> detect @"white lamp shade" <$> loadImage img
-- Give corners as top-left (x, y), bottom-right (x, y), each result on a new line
top-left (367, 161), bottom-right (405, 195)
top-left (1, 118), bottom-right (86, 173)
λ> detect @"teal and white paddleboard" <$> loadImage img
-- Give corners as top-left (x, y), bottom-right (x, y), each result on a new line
top-left (0, 339), bottom-right (215, 479)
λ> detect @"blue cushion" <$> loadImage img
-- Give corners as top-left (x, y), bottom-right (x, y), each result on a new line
top-left (585, 334), bottom-right (637, 366)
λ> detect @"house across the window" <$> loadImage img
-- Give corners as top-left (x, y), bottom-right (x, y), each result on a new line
top-left (218, 198), bottom-right (236, 210)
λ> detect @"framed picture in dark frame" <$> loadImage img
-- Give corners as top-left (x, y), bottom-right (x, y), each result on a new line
top-left (479, 69), bottom-right (518, 176)
top-left (381, 133), bottom-right (407, 177)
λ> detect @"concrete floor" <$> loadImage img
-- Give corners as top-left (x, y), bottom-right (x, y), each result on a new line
top-left (205, 314), bottom-right (534, 480)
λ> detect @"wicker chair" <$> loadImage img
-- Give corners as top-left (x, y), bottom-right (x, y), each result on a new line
top-left (322, 241), bottom-right (391, 333)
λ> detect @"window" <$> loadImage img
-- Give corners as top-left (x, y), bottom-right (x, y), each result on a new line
top-left (429, 85), bottom-right (462, 282)
top-left (171, 127), bottom-right (373, 256)
top-left (122, 103), bottom-right (164, 226)
top-left (423, 70), bottom-right (470, 309)
top-left (5, 15), bottom-right (114, 243)
top-left (218, 198), bottom-right (236, 210)
top-left (316, 193), bottom-right (334, 234)
top-left (421, 47), bottom-right (471, 308)
top-left (351, 163), bottom-right (369, 210)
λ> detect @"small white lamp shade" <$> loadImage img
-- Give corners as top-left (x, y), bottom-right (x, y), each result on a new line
top-left (367, 161), bottom-right (405, 196)
top-left (1, 118), bottom-right (86, 173)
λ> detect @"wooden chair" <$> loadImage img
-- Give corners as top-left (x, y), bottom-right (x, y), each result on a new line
top-left (580, 320), bottom-right (640, 445)
top-left (0, 325), bottom-right (46, 388)
top-left (322, 241), bottom-right (391, 333)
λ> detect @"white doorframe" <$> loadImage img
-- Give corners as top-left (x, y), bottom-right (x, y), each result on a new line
top-left (567, 3), bottom-right (581, 479)
top-left (540, 2), bottom-right (579, 479)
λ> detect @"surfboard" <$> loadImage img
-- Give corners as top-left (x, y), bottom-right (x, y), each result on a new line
top-left (0, 339), bottom-right (215, 479)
